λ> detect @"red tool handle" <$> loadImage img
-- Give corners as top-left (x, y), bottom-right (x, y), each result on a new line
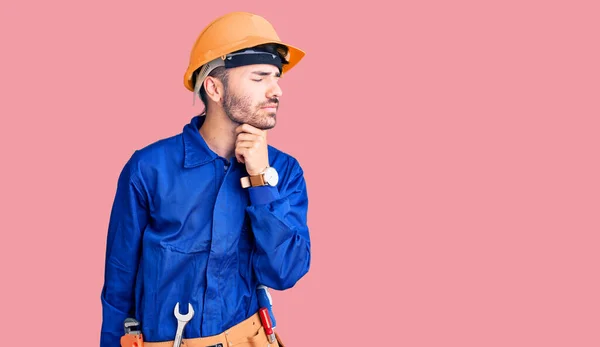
top-left (258, 308), bottom-right (274, 335)
top-left (258, 308), bottom-right (276, 343)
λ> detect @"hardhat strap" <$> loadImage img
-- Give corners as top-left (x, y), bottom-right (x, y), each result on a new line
top-left (223, 49), bottom-right (285, 73)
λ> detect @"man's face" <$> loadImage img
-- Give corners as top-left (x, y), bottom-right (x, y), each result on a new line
top-left (221, 64), bottom-right (283, 130)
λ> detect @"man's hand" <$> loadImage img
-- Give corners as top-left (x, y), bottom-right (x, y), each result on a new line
top-left (235, 124), bottom-right (269, 176)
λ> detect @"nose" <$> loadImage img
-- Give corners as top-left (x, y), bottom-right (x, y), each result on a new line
top-left (267, 80), bottom-right (283, 99)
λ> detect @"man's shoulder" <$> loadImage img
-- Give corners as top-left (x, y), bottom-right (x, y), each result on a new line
top-left (133, 132), bottom-right (182, 159)
top-left (123, 132), bottom-right (183, 177)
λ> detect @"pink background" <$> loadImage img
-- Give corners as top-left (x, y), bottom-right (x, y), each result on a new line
top-left (1, 0), bottom-right (599, 346)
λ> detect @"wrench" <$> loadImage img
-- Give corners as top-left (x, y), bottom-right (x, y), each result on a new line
top-left (173, 302), bottom-right (194, 347)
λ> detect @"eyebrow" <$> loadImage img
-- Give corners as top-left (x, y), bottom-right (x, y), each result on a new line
top-left (252, 70), bottom-right (281, 77)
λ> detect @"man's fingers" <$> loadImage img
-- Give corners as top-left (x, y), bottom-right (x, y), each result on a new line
top-left (235, 124), bottom-right (267, 137)
top-left (235, 147), bottom-right (246, 163)
top-left (235, 124), bottom-right (260, 135)
top-left (234, 124), bottom-right (268, 167)
top-left (236, 140), bottom-right (259, 149)
top-left (236, 133), bottom-right (261, 143)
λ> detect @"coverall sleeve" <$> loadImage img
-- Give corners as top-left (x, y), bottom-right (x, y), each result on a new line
top-left (245, 160), bottom-right (311, 290)
top-left (100, 154), bottom-right (148, 347)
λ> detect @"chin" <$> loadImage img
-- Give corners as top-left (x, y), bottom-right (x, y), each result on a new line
top-left (250, 114), bottom-right (276, 130)
top-left (255, 122), bottom-right (276, 130)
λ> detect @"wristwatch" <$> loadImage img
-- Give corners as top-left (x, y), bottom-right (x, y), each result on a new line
top-left (240, 166), bottom-right (279, 188)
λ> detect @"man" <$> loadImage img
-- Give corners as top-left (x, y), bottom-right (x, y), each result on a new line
top-left (100, 11), bottom-right (311, 347)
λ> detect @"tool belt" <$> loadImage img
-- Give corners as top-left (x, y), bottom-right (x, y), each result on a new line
top-left (121, 311), bottom-right (285, 347)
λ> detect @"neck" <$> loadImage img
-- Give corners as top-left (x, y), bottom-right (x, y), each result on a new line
top-left (199, 107), bottom-right (239, 160)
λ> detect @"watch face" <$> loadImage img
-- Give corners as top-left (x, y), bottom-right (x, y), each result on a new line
top-left (264, 167), bottom-right (279, 186)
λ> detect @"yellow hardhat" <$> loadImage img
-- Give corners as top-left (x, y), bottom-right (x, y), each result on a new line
top-left (183, 11), bottom-right (305, 92)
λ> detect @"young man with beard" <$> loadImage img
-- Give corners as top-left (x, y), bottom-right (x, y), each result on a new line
top-left (100, 11), bottom-right (311, 347)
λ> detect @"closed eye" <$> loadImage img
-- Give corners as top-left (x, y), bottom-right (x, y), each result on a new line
top-left (252, 70), bottom-right (281, 78)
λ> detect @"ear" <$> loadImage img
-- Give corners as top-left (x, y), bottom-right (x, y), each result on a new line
top-left (204, 76), bottom-right (224, 103)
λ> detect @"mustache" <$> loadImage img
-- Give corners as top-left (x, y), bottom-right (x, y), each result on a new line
top-left (260, 98), bottom-right (279, 107)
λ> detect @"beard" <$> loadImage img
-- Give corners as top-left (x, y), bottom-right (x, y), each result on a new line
top-left (222, 85), bottom-right (278, 130)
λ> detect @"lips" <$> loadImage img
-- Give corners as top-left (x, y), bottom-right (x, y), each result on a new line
top-left (261, 104), bottom-right (278, 109)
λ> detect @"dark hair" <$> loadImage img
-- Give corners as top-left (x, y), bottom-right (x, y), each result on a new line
top-left (193, 43), bottom-right (289, 107)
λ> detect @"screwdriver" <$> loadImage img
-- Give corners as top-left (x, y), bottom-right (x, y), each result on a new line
top-left (259, 307), bottom-right (276, 343)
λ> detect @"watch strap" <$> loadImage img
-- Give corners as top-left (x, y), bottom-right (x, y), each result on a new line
top-left (240, 174), bottom-right (267, 188)
top-left (240, 176), bottom-right (251, 188)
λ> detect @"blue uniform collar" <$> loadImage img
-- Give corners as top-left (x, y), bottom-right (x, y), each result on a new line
top-left (183, 115), bottom-right (219, 168)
